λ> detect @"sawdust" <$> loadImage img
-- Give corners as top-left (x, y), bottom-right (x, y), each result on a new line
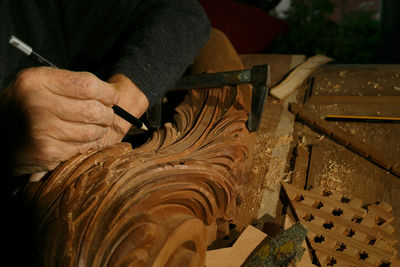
top-left (316, 146), bottom-right (355, 198)
top-left (275, 135), bottom-right (294, 147)
top-left (332, 85), bottom-right (341, 92)
top-left (338, 71), bottom-right (347, 78)
top-left (368, 81), bottom-right (383, 90)
top-left (234, 97), bottom-right (283, 228)
top-left (261, 134), bottom-right (294, 188)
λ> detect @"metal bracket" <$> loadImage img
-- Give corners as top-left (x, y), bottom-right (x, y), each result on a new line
top-left (147, 64), bottom-right (270, 132)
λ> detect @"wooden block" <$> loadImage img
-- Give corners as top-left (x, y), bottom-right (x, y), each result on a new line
top-left (205, 225), bottom-right (267, 267)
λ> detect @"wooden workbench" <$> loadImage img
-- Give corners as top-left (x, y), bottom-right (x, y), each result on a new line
top-left (292, 64), bottom-right (400, 253)
top-left (222, 59), bottom-right (400, 261)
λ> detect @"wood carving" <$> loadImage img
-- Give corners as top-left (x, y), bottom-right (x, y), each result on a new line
top-left (18, 29), bottom-right (254, 266)
top-left (283, 183), bottom-right (399, 266)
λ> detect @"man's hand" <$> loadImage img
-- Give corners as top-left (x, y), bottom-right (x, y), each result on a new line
top-left (8, 67), bottom-right (121, 176)
top-left (10, 67), bottom-right (149, 178)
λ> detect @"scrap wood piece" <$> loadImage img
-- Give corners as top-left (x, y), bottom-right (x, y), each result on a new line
top-left (270, 55), bottom-right (334, 100)
top-left (289, 103), bottom-right (400, 178)
top-left (282, 183), bottom-right (398, 266)
top-left (205, 225), bottom-right (267, 267)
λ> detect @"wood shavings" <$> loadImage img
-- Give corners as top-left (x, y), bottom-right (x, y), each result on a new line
top-left (319, 156), bottom-right (353, 197)
top-left (275, 134), bottom-right (294, 147)
top-left (332, 84), bottom-right (341, 92)
top-left (368, 81), bottom-right (382, 90)
top-left (338, 70), bottom-right (347, 78)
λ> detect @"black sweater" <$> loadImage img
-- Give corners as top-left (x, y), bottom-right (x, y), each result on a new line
top-left (0, 0), bottom-right (211, 107)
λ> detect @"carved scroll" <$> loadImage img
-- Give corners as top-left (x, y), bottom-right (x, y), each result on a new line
top-left (20, 29), bottom-right (254, 266)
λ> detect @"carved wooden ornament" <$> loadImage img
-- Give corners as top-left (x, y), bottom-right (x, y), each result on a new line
top-left (22, 29), bottom-right (255, 267)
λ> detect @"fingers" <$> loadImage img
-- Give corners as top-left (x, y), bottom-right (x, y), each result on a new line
top-left (51, 97), bottom-right (115, 126)
top-left (35, 119), bottom-right (109, 143)
top-left (11, 67), bottom-right (123, 175)
top-left (18, 67), bottom-right (119, 106)
top-left (15, 67), bottom-right (116, 126)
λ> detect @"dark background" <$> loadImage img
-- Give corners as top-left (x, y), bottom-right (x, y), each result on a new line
top-left (198, 0), bottom-right (400, 64)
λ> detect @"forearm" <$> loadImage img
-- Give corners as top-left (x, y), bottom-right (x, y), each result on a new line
top-left (111, 0), bottom-right (211, 106)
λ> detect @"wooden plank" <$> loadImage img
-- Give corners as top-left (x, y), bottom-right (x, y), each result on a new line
top-left (307, 145), bottom-right (325, 189)
top-left (308, 64), bottom-right (400, 97)
top-left (292, 144), bottom-right (310, 188)
top-left (257, 92), bottom-right (297, 220)
top-left (289, 103), bottom-right (400, 178)
top-left (235, 54), bottom-right (304, 229)
top-left (306, 95), bottom-right (400, 105)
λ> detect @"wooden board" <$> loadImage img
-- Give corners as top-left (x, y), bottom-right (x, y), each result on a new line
top-left (234, 54), bottom-right (306, 230)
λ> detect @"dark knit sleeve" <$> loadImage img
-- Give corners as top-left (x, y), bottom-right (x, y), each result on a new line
top-left (111, 0), bottom-right (211, 107)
